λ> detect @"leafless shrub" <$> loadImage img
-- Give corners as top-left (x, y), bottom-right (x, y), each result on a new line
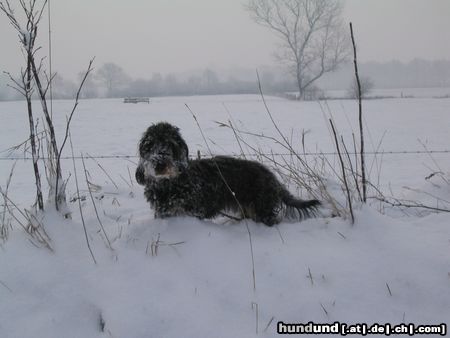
top-left (213, 69), bottom-right (388, 223)
top-left (0, 187), bottom-right (52, 251)
top-left (0, 0), bottom-right (94, 218)
top-left (218, 118), bottom-right (351, 218)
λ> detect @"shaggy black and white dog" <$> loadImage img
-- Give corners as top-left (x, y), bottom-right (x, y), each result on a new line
top-left (135, 122), bottom-right (320, 226)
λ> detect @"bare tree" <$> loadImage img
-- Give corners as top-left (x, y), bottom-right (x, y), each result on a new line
top-left (246, 0), bottom-right (350, 99)
top-left (96, 62), bottom-right (130, 97)
top-left (202, 68), bottom-right (220, 94)
top-left (78, 70), bottom-right (98, 98)
top-left (51, 74), bottom-right (77, 99)
top-left (348, 76), bottom-right (374, 99)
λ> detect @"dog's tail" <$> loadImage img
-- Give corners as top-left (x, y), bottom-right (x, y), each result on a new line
top-left (281, 189), bottom-right (321, 221)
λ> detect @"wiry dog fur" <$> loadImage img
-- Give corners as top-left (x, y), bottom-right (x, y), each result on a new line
top-left (135, 122), bottom-right (320, 226)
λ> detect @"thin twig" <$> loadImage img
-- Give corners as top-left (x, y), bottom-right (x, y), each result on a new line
top-left (127, 166), bottom-right (134, 187)
top-left (0, 280), bottom-right (13, 293)
top-left (386, 282), bottom-right (393, 296)
top-left (341, 135), bottom-right (362, 202)
top-left (263, 316), bottom-right (275, 333)
top-left (308, 267), bottom-right (314, 286)
top-left (350, 22), bottom-right (366, 202)
top-left (55, 58), bottom-right (95, 210)
top-left (275, 225), bottom-right (285, 244)
top-left (330, 119), bottom-right (354, 224)
top-left (1, 161), bottom-right (16, 239)
top-left (81, 153), bottom-right (113, 250)
top-left (373, 196), bottom-right (450, 213)
top-left (86, 153), bottom-right (119, 190)
top-left (251, 302), bottom-right (259, 335)
top-left (69, 131), bottom-right (97, 264)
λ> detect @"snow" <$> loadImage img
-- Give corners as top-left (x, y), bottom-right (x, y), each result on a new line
top-left (0, 94), bottom-right (449, 337)
top-left (19, 30), bottom-right (34, 52)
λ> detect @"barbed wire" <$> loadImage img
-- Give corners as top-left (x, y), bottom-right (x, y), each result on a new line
top-left (0, 149), bottom-right (450, 161)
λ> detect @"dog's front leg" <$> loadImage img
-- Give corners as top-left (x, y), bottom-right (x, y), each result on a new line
top-left (153, 202), bottom-right (168, 219)
top-left (153, 201), bottom-right (179, 219)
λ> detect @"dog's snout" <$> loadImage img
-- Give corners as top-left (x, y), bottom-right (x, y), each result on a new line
top-left (147, 155), bottom-right (174, 176)
top-left (154, 161), bottom-right (167, 174)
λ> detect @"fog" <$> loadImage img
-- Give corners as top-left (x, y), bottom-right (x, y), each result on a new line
top-left (1, 0), bottom-right (449, 79)
top-left (1, 0), bottom-right (450, 101)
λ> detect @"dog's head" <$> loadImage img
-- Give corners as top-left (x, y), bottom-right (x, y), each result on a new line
top-left (135, 122), bottom-right (189, 184)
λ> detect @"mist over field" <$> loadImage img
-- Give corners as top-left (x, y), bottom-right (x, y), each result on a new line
top-left (1, 59), bottom-right (450, 100)
top-left (1, 0), bottom-right (450, 100)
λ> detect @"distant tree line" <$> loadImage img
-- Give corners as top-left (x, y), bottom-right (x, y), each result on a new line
top-left (0, 62), bottom-right (297, 100)
top-left (88, 64), bottom-right (297, 99)
top-left (1, 59), bottom-right (450, 101)
top-left (318, 58), bottom-right (450, 90)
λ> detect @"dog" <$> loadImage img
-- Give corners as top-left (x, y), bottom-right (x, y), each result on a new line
top-left (135, 122), bottom-right (320, 226)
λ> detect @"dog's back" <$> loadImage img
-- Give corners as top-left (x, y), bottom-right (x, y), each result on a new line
top-left (189, 156), bottom-right (319, 225)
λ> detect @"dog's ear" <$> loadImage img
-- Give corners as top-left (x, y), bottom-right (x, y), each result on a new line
top-left (138, 127), bottom-right (155, 157)
top-left (135, 163), bottom-right (146, 185)
top-left (169, 138), bottom-right (189, 162)
top-left (182, 141), bottom-right (189, 161)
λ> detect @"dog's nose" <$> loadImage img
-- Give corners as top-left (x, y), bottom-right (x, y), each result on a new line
top-left (154, 161), bottom-right (167, 175)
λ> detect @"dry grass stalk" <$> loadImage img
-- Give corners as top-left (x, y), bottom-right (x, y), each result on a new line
top-left (386, 282), bottom-right (393, 296)
top-left (1, 162), bottom-right (16, 240)
top-left (374, 196), bottom-right (450, 214)
top-left (308, 267), bottom-right (315, 286)
top-left (81, 153), bottom-right (113, 250)
top-left (147, 233), bottom-right (185, 257)
top-left (263, 316), bottom-right (275, 333)
top-left (54, 58), bottom-right (95, 212)
top-left (330, 119), bottom-right (354, 224)
top-left (341, 135), bottom-right (362, 201)
top-left (251, 302), bottom-right (259, 335)
top-left (0, 188), bottom-right (53, 251)
top-left (320, 303), bottom-right (329, 317)
top-left (69, 131), bottom-right (97, 264)
top-left (86, 153), bottom-right (119, 190)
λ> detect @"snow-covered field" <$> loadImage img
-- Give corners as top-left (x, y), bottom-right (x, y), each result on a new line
top-left (0, 95), bottom-right (449, 337)
top-left (326, 87), bottom-right (450, 99)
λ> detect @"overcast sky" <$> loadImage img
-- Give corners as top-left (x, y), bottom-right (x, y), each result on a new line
top-left (1, 0), bottom-right (449, 80)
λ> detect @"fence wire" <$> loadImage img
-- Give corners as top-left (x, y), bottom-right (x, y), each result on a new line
top-left (0, 149), bottom-right (450, 161)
